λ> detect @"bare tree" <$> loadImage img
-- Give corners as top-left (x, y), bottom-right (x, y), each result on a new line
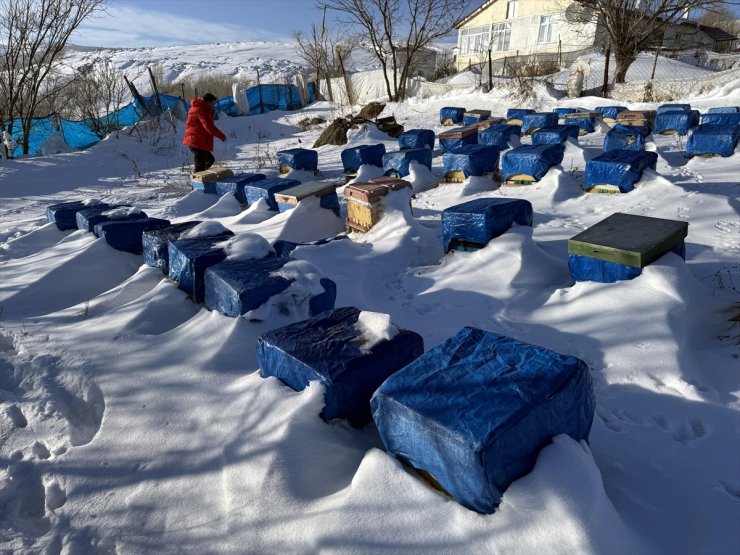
top-left (320, 0), bottom-right (468, 101)
top-left (572, 0), bottom-right (727, 83)
top-left (0, 0), bottom-right (107, 156)
top-left (69, 58), bottom-right (128, 138)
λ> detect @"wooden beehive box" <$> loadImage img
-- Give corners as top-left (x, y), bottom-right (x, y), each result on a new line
top-left (617, 110), bottom-right (656, 127)
top-left (344, 180), bottom-right (411, 233)
top-left (191, 167), bottom-right (234, 185)
top-left (273, 181), bottom-right (337, 207)
top-left (568, 213), bottom-right (688, 268)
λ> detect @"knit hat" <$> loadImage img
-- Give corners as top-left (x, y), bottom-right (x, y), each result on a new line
top-left (203, 93), bottom-right (217, 102)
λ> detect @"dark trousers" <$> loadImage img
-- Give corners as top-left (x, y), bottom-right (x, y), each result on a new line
top-left (190, 147), bottom-right (215, 173)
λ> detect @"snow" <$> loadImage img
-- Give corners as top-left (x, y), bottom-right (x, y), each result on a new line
top-left (354, 311), bottom-right (399, 351)
top-left (219, 232), bottom-right (273, 261)
top-left (181, 220), bottom-right (230, 239)
top-left (1, 42), bottom-right (739, 555)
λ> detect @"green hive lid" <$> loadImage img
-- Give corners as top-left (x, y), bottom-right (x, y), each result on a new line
top-left (568, 212), bottom-right (688, 268)
top-left (274, 181), bottom-right (336, 202)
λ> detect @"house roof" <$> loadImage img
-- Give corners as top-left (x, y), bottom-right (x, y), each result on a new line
top-left (454, 0), bottom-right (497, 29)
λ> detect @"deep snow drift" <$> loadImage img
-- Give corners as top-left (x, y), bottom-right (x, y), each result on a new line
top-left (0, 77), bottom-right (739, 553)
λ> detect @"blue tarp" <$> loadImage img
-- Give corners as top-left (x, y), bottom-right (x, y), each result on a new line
top-left (442, 144), bottom-right (500, 178)
top-left (277, 148), bottom-right (318, 172)
top-left (562, 116), bottom-right (595, 134)
top-left (441, 198), bottom-right (533, 252)
top-left (95, 218), bottom-right (171, 254)
top-left (75, 205), bottom-right (135, 232)
top-left (243, 177), bottom-right (301, 210)
top-left (137, 94), bottom-right (189, 120)
top-left (169, 235), bottom-right (233, 303)
top-left (506, 108), bottom-right (535, 121)
top-left (382, 148), bottom-right (432, 177)
top-left (257, 307), bottom-right (423, 424)
top-left (246, 84), bottom-right (303, 115)
top-left (213, 96), bottom-right (241, 119)
top-left (204, 256), bottom-right (336, 318)
top-left (439, 127), bottom-right (478, 153)
top-left (585, 150), bottom-right (658, 193)
top-left (521, 112), bottom-right (559, 134)
top-left (463, 110), bottom-right (491, 125)
top-left (478, 124), bottom-right (521, 150)
top-left (501, 144), bottom-right (565, 181)
top-left (47, 200), bottom-right (107, 231)
top-left (568, 241), bottom-right (685, 283)
top-left (341, 144), bottom-right (386, 172)
top-left (654, 110), bottom-right (699, 135)
top-left (398, 129), bottom-right (435, 150)
top-left (142, 221), bottom-right (215, 273)
top-left (215, 173), bottom-right (267, 204)
top-left (603, 124), bottom-right (647, 152)
top-left (531, 125), bottom-right (580, 146)
top-left (700, 112), bottom-right (740, 127)
top-left (440, 107), bottom-right (465, 124)
top-left (272, 235), bottom-right (349, 258)
top-left (687, 123), bottom-right (740, 157)
top-left (707, 106), bottom-right (740, 114)
top-left (60, 119), bottom-right (102, 149)
top-left (595, 106), bottom-right (627, 121)
top-left (656, 103), bottom-right (691, 115)
top-left (371, 326), bottom-right (595, 514)
top-left (554, 108), bottom-right (579, 118)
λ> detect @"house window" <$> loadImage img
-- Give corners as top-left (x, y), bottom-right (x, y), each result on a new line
top-left (460, 26), bottom-right (490, 55)
top-left (491, 22), bottom-right (511, 51)
top-left (538, 14), bottom-right (560, 44)
top-left (506, 1), bottom-right (519, 19)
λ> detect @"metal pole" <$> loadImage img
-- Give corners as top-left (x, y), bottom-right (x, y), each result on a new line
top-left (602, 43), bottom-right (611, 97)
top-left (650, 48), bottom-right (659, 80)
top-left (488, 48), bottom-right (493, 89)
top-left (256, 68), bottom-right (264, 114)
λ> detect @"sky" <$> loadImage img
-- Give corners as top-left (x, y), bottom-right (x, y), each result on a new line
top-left (72, 0), bottom-right (336, 48)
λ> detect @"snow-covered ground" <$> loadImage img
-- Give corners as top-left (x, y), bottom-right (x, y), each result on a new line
top-left (1, 68), bottom-right (739, 553)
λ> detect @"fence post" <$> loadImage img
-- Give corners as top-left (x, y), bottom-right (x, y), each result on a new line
top-left (650, 48), bottom-right (659, 80)
top-left (558, 38), bottom-right (562, 67)
top-left (147, 66), bottom-right (163, 115)
top-left (502, 56), bottom-right (507, 76)
top-left (602, 43), bottom-right (611, 97)
top-left (256, 68), bottom-right (264, 114)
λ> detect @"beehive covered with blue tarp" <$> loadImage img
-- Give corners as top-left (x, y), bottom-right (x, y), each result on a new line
top-left (204, 256), bottom-right (336, 319)
top-left (215, 173), bottom-right (267, 204)
top-left (75, 205), bottom-right (141, 233)
top-left (603, 124), bottom-right (647, 152)
top-left (501, 144), bottom-right (565, 182)
top-left (707, 106), bottom-right (740, 114)
top-left (521, 112), bottom-right (558, 134)
top-left (654, 110), bottom-right (699, 135)
top-left (656, 103), bottom-right (691, 115)
top-left (47, 200), bottom-right (107, 231)
top-left (371, 326), bottom-right (595, 514)
top-left (438, 126), bottom-right (478, 153)
top-left (442, 144), bottom-right (500, 179)
top-left (506, 108), bottom-right (535, 123)
top-left (169, 235), bottom-right (233, 302)
top-left (554, 107), bottom-right (579, 118)
top-left (531, 125), bottom-right (580, 146)
top-left (442, 198), bottom-right (533, 252)
top-left (687, 123), bottom-right (740, 157)
top-left (257, 307), bottom-right (424, 424)
top-left (568, 212), bottom-right (687, 283)
top-left (95, 218), bottom-right (171, 254)
top-left (277, 148), bottom-right (318, 173)
top-left (595, 106), bottom-right (627, 122)
top-left (586, 150), bottom-right (657, 193)
top-left (478, 124), bottom-right (520, 150)
top-left (440, 106), bottom-right (466, 124)
top-left (463, 110), bottom-right (491, 125)
top-left (142, 221), bottom-right (219, 273)
top-left (243, 177), bottom-right (301, 210)
top-left (398, 129), bottom-right (435, 150)
top-left (341, 144), bottom-right (386, 173)
top-left (700, 112), bottom-right (740, 127)
top-left (382, 148), bottom-right (432, 177)
top-left (562, 115), bottom-right (596, 135)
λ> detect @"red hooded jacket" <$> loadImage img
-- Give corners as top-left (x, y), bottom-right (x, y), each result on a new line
top-left (183, 97), bottom-right (226, 152)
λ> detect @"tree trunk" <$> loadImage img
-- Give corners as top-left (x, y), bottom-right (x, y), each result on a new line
top-left (613, 52), bottom-right (636, 84)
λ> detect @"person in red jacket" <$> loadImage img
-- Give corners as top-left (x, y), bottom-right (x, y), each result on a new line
top-left (183, 92), bottom-right (226, 172)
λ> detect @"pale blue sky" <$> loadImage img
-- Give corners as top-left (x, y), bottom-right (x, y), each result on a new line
top-left (73, 0), bottom-right (336, 47)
